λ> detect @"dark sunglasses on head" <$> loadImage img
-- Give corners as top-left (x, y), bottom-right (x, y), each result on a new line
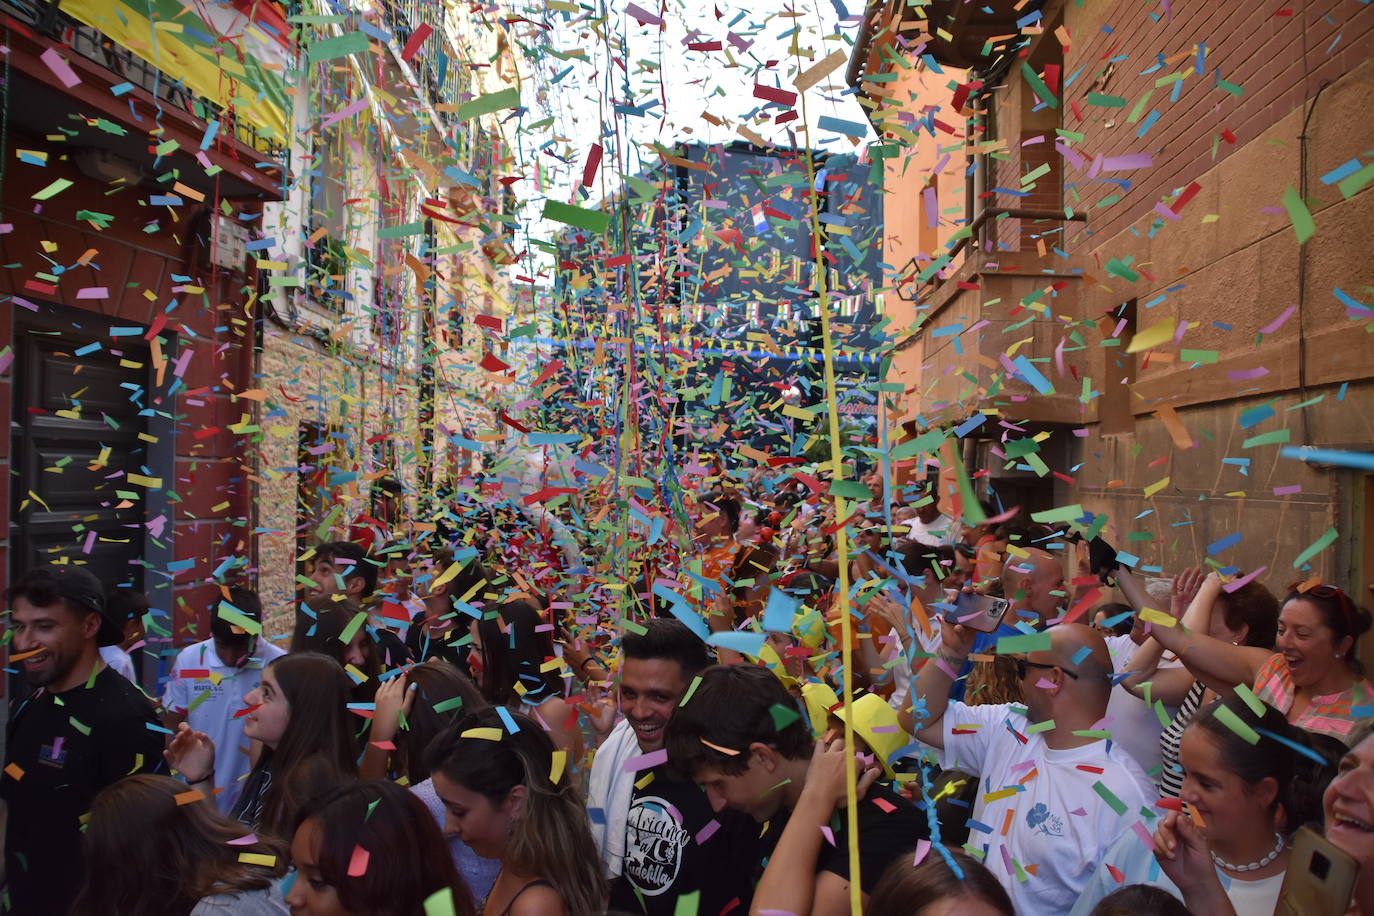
top-left (1014, 657), bottom-right (1079, 680)
top-left (1287, 582), bottom-right (1359, 630)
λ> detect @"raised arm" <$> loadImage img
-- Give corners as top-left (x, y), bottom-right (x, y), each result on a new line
top-left (897, 618), bottom-right (974, 748)
top-left (1121, 567), bottom-right (1204, 705)
top-left (360, 672), bottom-right (416, 781)
top-left (1147, 572), bottom-right (1272, 691)
top-left (749, 736), bottom-right (881, 916)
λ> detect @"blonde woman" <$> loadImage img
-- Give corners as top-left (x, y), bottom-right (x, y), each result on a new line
top-left (425, 708), bottom-right (606, 916)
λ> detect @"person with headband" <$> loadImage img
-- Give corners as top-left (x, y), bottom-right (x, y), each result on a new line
top-left (664, 663), bottom-right (926, 915)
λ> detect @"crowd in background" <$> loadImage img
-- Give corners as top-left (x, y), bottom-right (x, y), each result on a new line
top-left (4, 459), bottom-right (1374, 916)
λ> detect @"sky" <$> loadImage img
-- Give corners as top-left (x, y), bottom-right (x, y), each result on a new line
top-left (507, 0), bottom-right (880, 265)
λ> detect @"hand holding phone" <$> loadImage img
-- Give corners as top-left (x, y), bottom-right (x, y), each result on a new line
top-left (1275, 826), bottom-right (1359, 916)
top-left (944, 590), bottom-right (1009, 633)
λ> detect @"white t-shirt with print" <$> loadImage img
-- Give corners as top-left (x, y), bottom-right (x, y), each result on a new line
top-left (100, 644), bottom-right (136, 681)
top-left (161, 637), bottom-right (287, 812)
top-left (942, 701), bottom-right (1154, 916)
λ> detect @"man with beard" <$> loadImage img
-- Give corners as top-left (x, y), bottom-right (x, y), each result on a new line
top-left (588, 619), bottom-right (761, 916)
top-left (2, 564), bottom-right (162, 914)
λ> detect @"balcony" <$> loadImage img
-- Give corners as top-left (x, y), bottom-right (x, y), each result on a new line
top-left (0, 0), bottom-right (286, 200)
top-left (887, 208), bottom-right (1088, 428)
top-left (917, 0), bottom-right (1043, 69)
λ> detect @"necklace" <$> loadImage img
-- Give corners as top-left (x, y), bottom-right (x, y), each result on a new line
top-left (1211, 832), bottom-right (1285, 872)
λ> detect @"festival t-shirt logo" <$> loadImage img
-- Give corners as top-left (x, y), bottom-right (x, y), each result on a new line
top-left (623, 795), bottom-right (690, 896)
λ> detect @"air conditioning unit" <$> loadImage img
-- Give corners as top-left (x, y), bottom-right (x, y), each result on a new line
top-left (212, 214), bottom-right (250, 272)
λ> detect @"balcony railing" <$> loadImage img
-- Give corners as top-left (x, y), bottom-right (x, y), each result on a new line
top-left (894, 206), bottom-right (1086, 304)
top-left (2, 0), bottom-right (286, 158)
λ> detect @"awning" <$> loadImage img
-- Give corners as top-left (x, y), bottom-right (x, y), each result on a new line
top-left (59, 0), bottom-right (291, 143)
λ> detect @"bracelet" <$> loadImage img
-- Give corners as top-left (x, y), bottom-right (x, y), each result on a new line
top-left (935, 653), bottom-right (965, 668)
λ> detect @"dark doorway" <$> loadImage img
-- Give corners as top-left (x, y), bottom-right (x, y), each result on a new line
top-left (10, 304), bottom-right (151, 593)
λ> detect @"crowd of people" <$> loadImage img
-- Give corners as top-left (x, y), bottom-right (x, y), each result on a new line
top-left (3, 464), bottom-right (1374, 916)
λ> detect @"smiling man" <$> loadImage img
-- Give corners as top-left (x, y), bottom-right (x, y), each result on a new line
top-left (1, 564), bottom-right (163, 915)
top-left (587, 618), bottom-right (761, 916)
top-left (664, 664), bottom-right (926, 916)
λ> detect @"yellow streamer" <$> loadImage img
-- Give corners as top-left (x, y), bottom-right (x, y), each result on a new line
top-left (794, 30), bottom-right (861, 913)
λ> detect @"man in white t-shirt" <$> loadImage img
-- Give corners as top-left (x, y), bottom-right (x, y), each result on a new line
top-left (161, 587), bottom-right (285, 813)
top-left (901, 485), bottom-right (961, 548)
top-left (906, 620), bottom-right (1153, 916)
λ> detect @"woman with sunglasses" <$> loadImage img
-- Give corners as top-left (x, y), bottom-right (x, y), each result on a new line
top-left (1146, 579), bottom-right (1373, 745)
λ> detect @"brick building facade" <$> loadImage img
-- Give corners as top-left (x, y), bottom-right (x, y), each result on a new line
top-left (852, 0), bottom-right (1374, 662)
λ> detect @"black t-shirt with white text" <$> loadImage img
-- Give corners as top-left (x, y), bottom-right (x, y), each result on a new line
top-left (609, 765), bottom-right (762, 916)
top-left (1, 665), bottom-right (163, 914)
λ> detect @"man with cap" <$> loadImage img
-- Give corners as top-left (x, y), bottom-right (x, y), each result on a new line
top-left (2, 563), bottom-right (163, 914)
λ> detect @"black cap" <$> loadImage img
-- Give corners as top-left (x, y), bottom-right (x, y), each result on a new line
top-left (49, 565), bottom-right (124, 647)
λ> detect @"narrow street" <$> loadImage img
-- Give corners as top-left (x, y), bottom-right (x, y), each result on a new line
top-left (0, 0), bottom-right (1372, 914)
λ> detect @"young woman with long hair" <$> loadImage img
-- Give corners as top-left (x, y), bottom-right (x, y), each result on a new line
top-left (166, 651), bottom-right (358, 841)
top-left (469, 599), bottom-right (582, 757)
top-left (292, 596), bottom-right (382, 703)
top-left (70, 774), bottom-right (288, 915)
top-left (285, 780), bottom-right (474, 916)
top-left (425, 708), bottom-right (606, 916)
top-left (358, 661), bottom-right (500, 907)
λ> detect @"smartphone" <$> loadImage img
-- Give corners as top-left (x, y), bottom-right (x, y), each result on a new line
top-left (1275, 826), bottom-right (1359, 916)
top-left (944, 591), bottom-right (1009, 633)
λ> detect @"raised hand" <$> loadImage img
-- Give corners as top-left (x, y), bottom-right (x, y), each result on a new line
top-left (163, 722), bottom-right (216, 784)
top-left (800, 732), bottom-right (882, 812)
top-left (372, 671), bottom-right (417, 743)
top-left (937, 614), bottom-right (977, 661)
top-left (866, 590), bottom-right (908, 631)
top-left (1170, 567), bottom-right (1208, 619)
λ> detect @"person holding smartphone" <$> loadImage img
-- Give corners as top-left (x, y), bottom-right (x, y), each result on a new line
top-left (1075, 695), bottom-right (1339, 915)
top-left (902, 620), bottom-right (1154, 916)
top-left (1151, 718), bottom-right (1374, 916)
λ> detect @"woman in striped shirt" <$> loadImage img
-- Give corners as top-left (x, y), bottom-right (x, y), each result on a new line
top-left (1123, 569), bottom-right (1281, 797)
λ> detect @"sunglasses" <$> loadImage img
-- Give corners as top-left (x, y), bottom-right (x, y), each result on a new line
top-left (1014, 657), bottom-right (1079, 681)
top-left (1288, 582), bottom-right (1359, 631)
